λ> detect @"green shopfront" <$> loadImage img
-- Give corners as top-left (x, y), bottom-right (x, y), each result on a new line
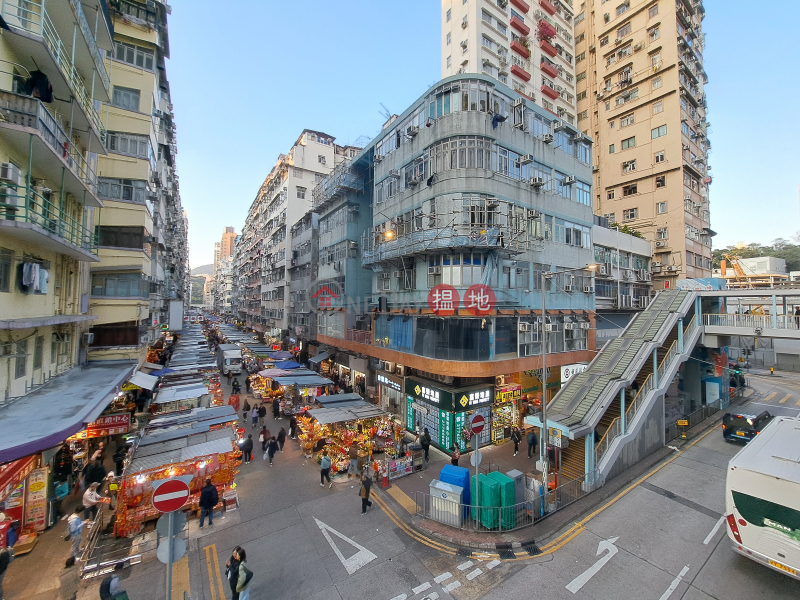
top-left (405, 377), bottom-right (493, 455)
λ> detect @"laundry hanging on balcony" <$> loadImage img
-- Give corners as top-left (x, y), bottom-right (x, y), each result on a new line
top-left (24, 71), bottom-right (53, 103)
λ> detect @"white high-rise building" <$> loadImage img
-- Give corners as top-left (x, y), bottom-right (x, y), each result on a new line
top-left (442, 0), bottom-right (578, 124)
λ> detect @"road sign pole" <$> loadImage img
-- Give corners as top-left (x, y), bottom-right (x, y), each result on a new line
top-left (474, 436), bottom-right (479, 522)
top-left (166, 510), bottom-right (174, 599)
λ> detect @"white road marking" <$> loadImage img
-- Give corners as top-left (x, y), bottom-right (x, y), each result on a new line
top-left (565, 536), bottom-right (620, 594)
top-left (442, 581), bottom-right (461, 592)
top-left (388, 595), bottom-right (407, 600)
top-left (457, 560), bottom-right (473, 571)
top-left (313, 517), bottom-right (377, 575)
top-left (703, 517), bottom-right (725, 545)
top-left (412, 582), bottom-right (431, 594)
top-left (466, 568), bottom-right (483, 580)
top-left (421, 594), bottom-right (439, 600)
top-left (667, 445), bottom-right (679, 452)
top-left (486, 559), bottom-right (501, 570)
top-left (658, 565), bottom-right (690, 600)
top-left (433, 572), bottom-right (452, 583)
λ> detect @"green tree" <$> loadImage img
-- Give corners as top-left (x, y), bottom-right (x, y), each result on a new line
top-left (608, 223), bottom-right (645, 239)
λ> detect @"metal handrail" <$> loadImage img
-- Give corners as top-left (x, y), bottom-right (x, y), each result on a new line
top-left (0, 185), bottom-right (98, 254)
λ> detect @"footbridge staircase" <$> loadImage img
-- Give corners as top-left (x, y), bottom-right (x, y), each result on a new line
top-left (527, 289), bottom-right (702, 484)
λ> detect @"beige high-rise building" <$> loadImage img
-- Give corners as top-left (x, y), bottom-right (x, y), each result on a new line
top-left (442, 0), bottom-right (578, 124)
top-left (220, 227), bottom-right (236, 259)
top-left (574, 0), bottom-right (710, 287)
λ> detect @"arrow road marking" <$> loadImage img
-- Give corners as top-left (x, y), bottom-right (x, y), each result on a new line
top-left (703, 517), bottom-right (725, 545)
top-left (565, 536), bottom-right (619, 594)
top-left (658, 565), bottom-right (690, 600)
top-left (313, 517), bottom-right (377, 575)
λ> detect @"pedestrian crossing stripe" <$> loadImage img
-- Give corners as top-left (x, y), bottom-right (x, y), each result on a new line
top-left (779, 394), bottom-right (791, 404)
top-left (763, 392), bottom-right (777, 402)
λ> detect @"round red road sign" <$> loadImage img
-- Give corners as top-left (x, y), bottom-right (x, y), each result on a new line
top-left (152, 479), bottom-right (190, 513)
top-left (471, 414), bottom-right (485, 434)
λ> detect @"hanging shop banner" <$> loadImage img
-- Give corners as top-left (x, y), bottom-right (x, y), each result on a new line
top-left (69, 413), bottom-right (131, 440)
top-left (0, 455), bottom-right (37, 505)
top-left (406, 397), bottom-right (414, 430)
top-left (24, 467), bottom-right (48, 531)
top-left (495, 383), bottom-right (521, 403)
top-left (438, 410), bottom-right (453, 450)
top-left (454, 412), bottom-right (467, 452)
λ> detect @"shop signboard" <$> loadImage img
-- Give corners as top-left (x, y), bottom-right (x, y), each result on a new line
top-left (561, 363), bottom-right (588, 383)
top-left (0, 455), bottom-right (36, 505)
top-left (70, 413), bottom-right (131, 440)
top-left (438, 410), bottom-right (453, 450)
top-left (495, 383), bottom-right (521, 403)
top-left (454, 389), bottom-right (493, 412)
top-left (454, 412), bottom-right (467, 452)
top-left (405, 378), bottom-right (492, 413)
top-left (377, 373), bottom-right (402, 392)
top-left (406, 397), bottom-right (414, 429)
top-left (24, 467), bottom-right (48, 531)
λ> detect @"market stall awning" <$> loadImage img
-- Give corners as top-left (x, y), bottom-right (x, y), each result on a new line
top-left (273, 361), bottom-right (302, 370)
top-left (308, 351), bottom-right (331, 365)
top-left (308, 405), bottom-right (388, 425)
top-left (137, 427), bottom-right (233, 453)
top-left (272, 375), bottom-right (333, 388)
top-left (316, 393), bottom-right (364, 406)
top-left (149, 368), bottom-right (176, 376)
top-left (258, 369), bottom-right (294, 378)
top-left (153, 384), bottom-right (210, 404)
top-left (129, 436), bottom-right (235, 474)
top-left (147, 405), bottom-right (237, 429)
top-left (268, 351), bottom-right (293, 360)
top-left (140, 362), bottom-right (164, 372)
top-left (128, 371), bottom-right (159, 391)
top-left (0, 362), bottom-right (136, 463)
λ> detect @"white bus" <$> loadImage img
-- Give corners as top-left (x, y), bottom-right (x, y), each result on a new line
top-left (725, 416), bottom-right (800, 580)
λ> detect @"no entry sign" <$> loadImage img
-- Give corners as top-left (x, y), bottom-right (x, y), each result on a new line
top-left (152, 479), bottom-right (190, 513)
top-left (471, 414), bottom-right (485, 434)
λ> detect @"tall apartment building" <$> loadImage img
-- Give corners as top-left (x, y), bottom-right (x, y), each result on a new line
top-left (574, 0), bottom-right (710, 287)
top-left (0, 1), bottom-right (137, 462)
top-left (442, 0), bottom-right (578, 124)
top-left (213, 226), bottom-right (236, 314)
top-left (235, 130), bottom-right (357, 336)
top-left (312, 74), bottom-right (596, 452)
top-left (89, 0), bottom-right (188, 359)
top-left (287, 211), bottom-right (319, 347)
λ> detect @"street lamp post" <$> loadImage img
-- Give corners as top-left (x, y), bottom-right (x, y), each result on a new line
top-left (539, 264), bottom-right (597, 499)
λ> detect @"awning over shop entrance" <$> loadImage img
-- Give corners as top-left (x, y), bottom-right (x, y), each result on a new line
top-left (0, 362), bottom-right (136, 463)
top-left (308, 404), bottom-right (388, 425)
top-left (128, 371), bottom-right (159, 391)
top-left (272, 375), bottom-right (333, 388)
top-left (308, 351), bottom-right (331, 365)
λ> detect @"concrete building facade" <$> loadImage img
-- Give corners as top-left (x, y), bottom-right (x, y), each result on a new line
top-left (573, 0), bottom-right (711, 287)
top-left (89, 0), bottom-right (187, 360)
top-left (442, 0), bottom-right (578, 124)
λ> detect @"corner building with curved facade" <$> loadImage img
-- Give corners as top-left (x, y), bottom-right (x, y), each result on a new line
top-left (312, 74), bottom-right (599, 453)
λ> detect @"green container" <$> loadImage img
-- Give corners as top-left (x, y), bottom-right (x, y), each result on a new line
top-left (470, 474), bottom-right (501, 529)
top-left (487, 471), bottom-right (516, 530)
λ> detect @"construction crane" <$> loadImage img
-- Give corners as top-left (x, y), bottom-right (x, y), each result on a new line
top-left (721, 254), bottom-right (754, 289)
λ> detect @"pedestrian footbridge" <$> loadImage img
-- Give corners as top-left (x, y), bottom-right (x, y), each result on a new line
top-left (526, 286), bottom-right (800, 487)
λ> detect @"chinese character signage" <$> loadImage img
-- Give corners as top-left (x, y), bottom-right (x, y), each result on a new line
top-left (405, 379), bottom-right (492, 413)
top-left (406, 396), bottom-right (414, 429)
top-left (454, 412), bottom-right (467, 452)
top-left (24, 467), bottom-right (48, 531)
top-left (455, 389), bottom-right (493, 411)
top-left (438, 410), bottom-right (453, 450)
top-left (495, 383), bottom-right (521, 403)
top-left (560, 363), bottom-right (588, 383)
top-left (377, 373), bottom-right (401, 392)
top-left (427, 284), bottom-right (497, 316)
top-left (464, 284), bottom-right (496, 316)
top-left (427, 285), bottom-right (459, 316)
top-left (72, 413), bottom-right (131, 440)
top-left (0, 455), bottom-right (36, 505)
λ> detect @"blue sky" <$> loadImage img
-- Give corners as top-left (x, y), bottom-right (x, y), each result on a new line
top-left (169, 0), bottom-right (800, 268)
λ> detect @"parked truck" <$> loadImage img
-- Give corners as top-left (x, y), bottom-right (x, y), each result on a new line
top-left (216, 344), bottom-right (242, 376)
top-left (725, 416), bottom-right (800, 580)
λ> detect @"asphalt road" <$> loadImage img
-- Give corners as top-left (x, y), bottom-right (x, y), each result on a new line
top-left (119, 375), bottom-right (800, 600)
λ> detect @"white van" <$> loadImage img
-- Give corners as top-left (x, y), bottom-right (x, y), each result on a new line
top-left (725, 416), bottom-right (800, 580)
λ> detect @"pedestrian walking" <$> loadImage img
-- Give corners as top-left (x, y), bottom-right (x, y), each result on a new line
top-left (359, 471), bottom-right (373, 514)
top-left (272, 397), bottom-right (281, 420)
top-left (347, 444), bottom-right (360, 478)
top-left (257, 403), bottom-right (267, 427)
top-left (795, 306), bottom-right (800, 328)
top-left (259, 427), bottom-right (268, 452)
top-left (277, 427), bottom-right (286, 452)
top-left (245, 375), bottom-right (251, 393)
top-left (67, 507), bottom-right (85, 560)
top-left (450, 445), bottom-right (460, 466)
top-left (235, 548), bottom-right (252, 600)
top-left (0, 541), bottom-right (12, 599)
top-left (266, 436), bottom-right (278, 466)
top-left (99, 563), bottom-right (126, 600)
top-left (250, 406), bottom-right (259, 429)
top-left (225, 547), bottom-right (244, 600)
top-left (526, 428), bottom-right (538, 459)
top-left (511, 427), bottom-right (522, 456)
top-left (198, 478), bottom-right (218, 528)
top-left (112, 445), bottom-right (127, 477)
top-left (242, 399), bottom-right (251, 423)
top-left (226, 370), bottom-right (233, 384)
top-left (289, 415), bottom-right (298, 439)
top-left (320, 450), bottom-right (332, 488)
top-left (83, 458), bottom-right (105, 490)
top-left (419, 428), bottom-right (431, 464)
top-left (231, 378), bottom-right (241, 395)
top-left (241, 434), bottom-right (253, 464)
top-left (82, 482), bottom-right (103, 521)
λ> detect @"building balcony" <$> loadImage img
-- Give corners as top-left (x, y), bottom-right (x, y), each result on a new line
top-left (0, 186), bottom-right (99, 261)
top-left (539, 39), bottom-right (557, 57)
top-left (67, 0), bottom-right (111, 98)
top-left (539, 0), bottom-right (557, 15)
top-left (510, 16), bottom-right (530, 36)
top-left (510, 39), bottom-right (530, 58)
top-left (540, 61), bottom-right (559, 78)
top-left (312, 161), bottom-right (364, 210)
top-left (0, 89), bottom-right (100, 204)
top-left (0, 0), bottom-right (107, 149)
top-left (511, 0), bottom-right (531, 13)
top-left (511, 64), bottom-right (532, 82)
top-left (540, 83), bottom-right (560, 100)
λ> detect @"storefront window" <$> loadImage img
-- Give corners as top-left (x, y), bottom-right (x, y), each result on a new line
top-left (494, 317), bottom-right (518, 359)
top-left (414, 317), bottom-right (490, 361)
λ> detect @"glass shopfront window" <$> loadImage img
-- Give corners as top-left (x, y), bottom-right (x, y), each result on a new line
top-left (414, 317), bottom-right (491, 361)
